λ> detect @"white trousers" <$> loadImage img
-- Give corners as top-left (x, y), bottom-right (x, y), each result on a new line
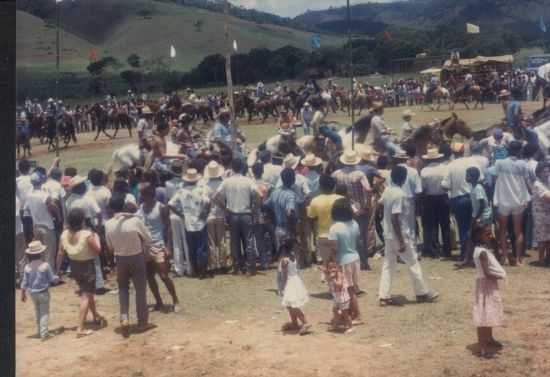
top-left (170, 214), bottom-right (191, 276)
top-left (378, 237), bottom-right (429, 300)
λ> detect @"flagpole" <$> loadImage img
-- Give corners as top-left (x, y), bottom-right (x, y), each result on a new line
top-left (224, 0), bottom-right (237, 153)
top-left (347, 0), bottom-right (355, 151)
top-left (55, 0), bottom-right (61, 157)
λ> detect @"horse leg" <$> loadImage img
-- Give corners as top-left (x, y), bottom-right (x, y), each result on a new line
top-left (464, 100), bottom-right (470, 110)
top-left (128, 121), bottom-right (133, 138)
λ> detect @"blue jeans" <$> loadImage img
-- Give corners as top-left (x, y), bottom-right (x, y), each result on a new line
top-left (30, 290), bottom-right (50, 338)
top-left (229, 214), bottom-right (254, 272)
top-left (186, 226), bottom-right (209, 275)
top-left (450, 195), bottom-right (472, 259)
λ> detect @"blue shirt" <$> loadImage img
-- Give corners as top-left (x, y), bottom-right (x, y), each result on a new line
top-left (265, 187), bottom-right (297, 231)
top-left (212, 121), bottom-right (233, 144)
top-left (328, 220), bottom-right (360, 266)
top-left (506, 101), bottom-right (521, 130)
top-left (21, 260), bottom-right (58, 294)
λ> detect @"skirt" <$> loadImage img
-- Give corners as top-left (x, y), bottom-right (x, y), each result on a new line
top-left (282, 276), bottom-right (309, 309)
top-left (473, 278), bottom-right (504, 328)
top-left (70, 259), bottom-right (96, 294)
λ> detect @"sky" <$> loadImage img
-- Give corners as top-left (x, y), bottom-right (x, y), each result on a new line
top-left (231, 0), bottom-right (396, 18)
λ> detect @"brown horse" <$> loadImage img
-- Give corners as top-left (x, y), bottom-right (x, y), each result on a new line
top-left (451, 85), bottom-right (484, 110)
top-left (403, 113), bottom-right (472, 157)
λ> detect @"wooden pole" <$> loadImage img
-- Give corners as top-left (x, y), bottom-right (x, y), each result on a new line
top-left (347, 0), bottom-right (356, 150)
top-left (55, 2), bottom-right (61, 157)
top-left (224, 1), bottom-right (237, 153)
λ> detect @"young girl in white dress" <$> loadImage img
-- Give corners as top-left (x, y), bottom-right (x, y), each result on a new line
top-left (472, 224), bottom-right (506, 358)
top-left (278, 239), bottom-right (311, 335)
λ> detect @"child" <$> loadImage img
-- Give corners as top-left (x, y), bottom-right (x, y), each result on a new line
top-left (278, 238), bottom-right (311, 335)
top-left (472, 224), bottom-right (506, 358)
top-left (466, 166), bottom-right (493, 264)
top-left (20, 241), bottom-right (60, 341)
top-left (324, 261), bottom-right (352, 333)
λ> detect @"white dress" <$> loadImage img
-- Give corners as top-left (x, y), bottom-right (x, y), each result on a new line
top-left (281, 259), bottom-right (309, 309)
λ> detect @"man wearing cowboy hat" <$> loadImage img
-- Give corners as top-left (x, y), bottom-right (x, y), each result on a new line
top-left (420, 148), bottom-right (451, 258)
top-left (400, 109), bottom-right (416, 142)
top-left (164, 160), bottom-right (187, 277)
top-left (137, 105), bottom-right (155, 142)
top-left (331, 150), bottom-right (373, 270)
top-left (301, 102), bottom-right (314, 136)
top-left (370, 101), bottom-right (403, 156)
top-left (211, 108), bottom-right (244, 157)
top-left (202, 161), bottom-right (228, 272)
top-left (168, 168), bottom-right (211, 278)
top-left (265, 128), bottom-right (296, 156)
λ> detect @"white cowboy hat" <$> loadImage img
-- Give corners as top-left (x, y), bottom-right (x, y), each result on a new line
top-left (142, 106), bottom-right (153, 115)
top-left (402, 109), bottom-right (416, 118)
top-left (183, 168), bottom-right (202, 183)
top-left (357, 145), bottom-right (378, 162)
top-left (422, 148), bottom-right (444, 160)
top-left (68, 175), bottom-right (87, 190)
top-left (26, 240), bottom-right (47, 255)
top-left (339, 150), bottom-right (361, 166)
top-left (283, 154), bottom-right (300, 170)
top-left (301, 153), bottom-right (323, 167)
top-left (204, 161), bottom-right (225, 179)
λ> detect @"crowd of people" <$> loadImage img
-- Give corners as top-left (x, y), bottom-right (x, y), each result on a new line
top-left (16, 80), bottom-right (550, 357)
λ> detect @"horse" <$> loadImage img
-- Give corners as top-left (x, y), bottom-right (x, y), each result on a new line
top-left (16, 125), bottom-right (31, 158)
top-left (451, 84), bottom-right (484, 110)
top-left (422, 86), bottom-right (452, 111)
top-left (88, 103), bottom-right (113, 141)
top-left (111, 103), bottom-right (133, 139)
top-left (402, 113), bottom-right (472, 157)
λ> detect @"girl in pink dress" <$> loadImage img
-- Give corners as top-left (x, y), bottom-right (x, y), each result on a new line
top-left (472, 224), bottom-right (506, 358)
top-left (324, 261), bottom-right (352, 333)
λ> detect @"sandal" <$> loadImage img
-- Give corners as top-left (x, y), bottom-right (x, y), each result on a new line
top-left (76, 329), bottom-right (94, 338)
top-left (379, 298), bottom-right (394, 307)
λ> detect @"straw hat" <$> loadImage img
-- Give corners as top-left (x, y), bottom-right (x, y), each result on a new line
top-left (451, 142), bottom-right (465, 154)
top-left (142, 106), bottom-right (153, 115)
top-left (301, 153), bottom-right (322, 167)
top-left (339, 150), bottom-right (361, 166)
top-left (498, 89), bottom-right (511, 98)
top-left (204, 161), bottom-right (225, 179)
top-left (283, 154), bottom-right (300, 169)
top-left (68, 175), bottom-right (87, 190)
top-left (26, 240), bottom-right (47, 255)
top-left (422, 148), bottom-right (444, 160)
top-left (183, 168), bottom-right (201, 183)
top-left (357, 145), bottom-right (378, 162)
top-left (402, 109), bottom-right (415, 118)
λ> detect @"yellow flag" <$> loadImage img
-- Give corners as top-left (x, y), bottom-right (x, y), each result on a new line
top-left (466, 23), bottom-right (480, 34)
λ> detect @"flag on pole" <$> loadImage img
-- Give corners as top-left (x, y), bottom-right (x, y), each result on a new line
top-left (233, 40), bottom-right (238, 53)
top-left (89, 48), bottom-right (97, 62)
top-left (540, 16), bottom-right (547, 33)
top-left (466, 23), bottom-right (480, 34)
top-left (170, 45), bottom-right (176, 59)
top-left (311, 35), bottom-right (321, 49)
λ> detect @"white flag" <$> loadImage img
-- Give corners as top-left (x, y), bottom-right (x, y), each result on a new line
top-left (170, 45), bottom-right (176, 59)
top-left (233, 40), bottom-right (238, 52)
top-left (56, 0), bottom-right (63, 3)
top-left (466, 23), bottom-right (480, 34)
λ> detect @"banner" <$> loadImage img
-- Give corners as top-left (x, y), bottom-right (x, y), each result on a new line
top-left (466, 23), bottom-right (480, 34)
top-left (170, 45), bottom-right (176, 59)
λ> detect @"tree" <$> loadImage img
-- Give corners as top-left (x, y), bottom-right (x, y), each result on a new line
top-left (194, 20), bottom-right (204, 32)
top-left (127, 53), bottom-right (141, 68)
top-left (137, 8), bottom-right (152, 19)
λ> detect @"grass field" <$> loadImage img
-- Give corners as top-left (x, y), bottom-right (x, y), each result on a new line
top-left (17, 101), bottom-right (550, 377)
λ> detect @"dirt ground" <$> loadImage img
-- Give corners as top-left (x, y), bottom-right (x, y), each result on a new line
top-left (16, 101), bottom-right (550, 377)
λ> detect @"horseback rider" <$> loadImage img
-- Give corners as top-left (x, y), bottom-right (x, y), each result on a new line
top-left (370, 101), bottom-right (403, 157)
top-left (464, 72), bottom-right (474, 93)
top-left (211, 107), bottom-right (245, 159)
top-left (428, 74), bottom-right (439, 102)
top-left (400, 109), bottom-right (416, 143)
top-left (256, 82), bottom-right (265, 100)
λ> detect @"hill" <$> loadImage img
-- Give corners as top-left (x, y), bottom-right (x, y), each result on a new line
top-left (16, 0), bottom-right (343, 74)
top-left (295, 0), bottom-right (550, 39)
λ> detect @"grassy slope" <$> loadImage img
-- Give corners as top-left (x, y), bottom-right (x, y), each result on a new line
top-left (17, 1), bottom-right (344, 74)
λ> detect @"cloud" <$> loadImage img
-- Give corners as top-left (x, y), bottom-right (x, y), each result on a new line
top-left (231, 1), bottom-right (394, 18)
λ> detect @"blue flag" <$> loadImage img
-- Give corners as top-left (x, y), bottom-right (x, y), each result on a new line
top-left (311, 35), bottom-right (321, 49)
top-left (540, 16), bottom-right (547, 33)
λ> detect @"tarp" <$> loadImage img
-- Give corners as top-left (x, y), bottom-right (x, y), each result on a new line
top-left (420, 67), bottom-right (442, 75)
top-left (537, 62), bottom-right (550, 80)
top-left (443, 55), bottom-right (514, 68)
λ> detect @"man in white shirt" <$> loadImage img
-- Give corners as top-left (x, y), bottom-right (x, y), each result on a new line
top-left (165, 160), bottom-right (187, 277)
top-left (441, 143), bottom-right (484, 262)
top-left (65, 176), bottom-right (102, 229)
top-left (370, 102), bottom-right (403, 156)
top-left (490, 141), bottom-right (531, 265)
top-left (378, 166), bottom-right (439, 305)
top-left (17, 159), bottom-right (34, 242)
top-left (23, 173), bottom-right (60, 270)
top-left (105, 196), bottom-right (153, 334)
top-left (259, 150), bottom-right (283, 190)
top-left (420, 149), bottom-right (451, 258)
top-left (214, 158), bottom-right (259, 275)
top-left (136, 106), bottom-right (155, 143)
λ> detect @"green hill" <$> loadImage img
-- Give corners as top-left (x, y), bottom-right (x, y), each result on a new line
top-left (16, 0), bottom-right (344, 74)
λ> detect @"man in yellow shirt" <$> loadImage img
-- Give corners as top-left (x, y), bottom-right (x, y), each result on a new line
top-left (307, 175), bottom-right (342, 266)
